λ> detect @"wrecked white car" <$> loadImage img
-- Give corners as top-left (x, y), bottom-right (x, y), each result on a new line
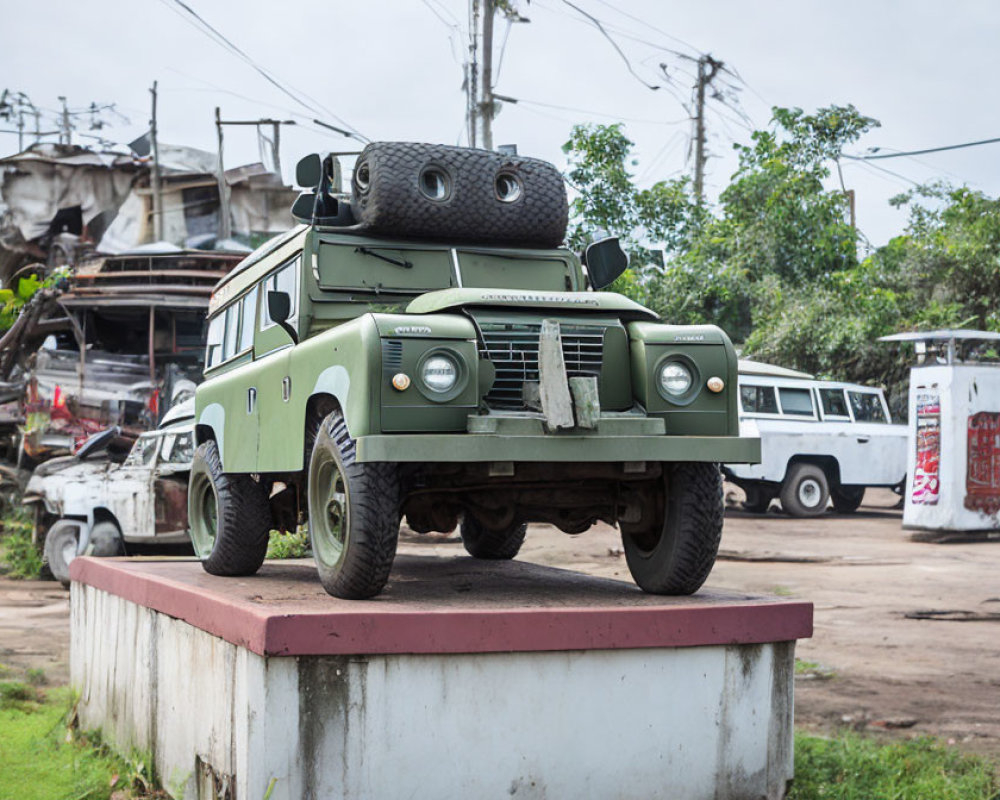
top-left (23, 400), bottom-right (195, 587)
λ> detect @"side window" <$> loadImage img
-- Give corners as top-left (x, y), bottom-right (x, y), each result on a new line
top-left (819, 388), bottom-right (849, 418)
top-left (221, 304), bottom-right (240, 361)
top-left (778, 387), bottom-right (814, 416)
top-left (261, 256), bottom-right (300, 331)
top-left (849, 391), bottom-right (887, 423)
top-left (740, 385), bottom-right (778, 414)
top-left (205, 314), bottom-right (224, 368)
top-left (238, 286), bottom-right (258, 353)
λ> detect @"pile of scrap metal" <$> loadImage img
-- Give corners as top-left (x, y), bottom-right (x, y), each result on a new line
top-left (0, 248), bottom-right (245, 470)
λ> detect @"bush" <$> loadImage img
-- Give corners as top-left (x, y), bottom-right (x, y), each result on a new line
top-left (0, 509), bottom-right (43, 580)
top-left (266, 528), bottom-right (309, 559)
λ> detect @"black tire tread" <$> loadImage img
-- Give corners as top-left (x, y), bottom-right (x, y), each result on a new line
top-left (310, 410), bottom-right (400, 599)
top-left (779, 463), bottom-right (830, 518)
top-left (623, 462), bottom-right (723, 595)
top-left (831, 485), bottom-right (865, 514)
top-left (192, 441), bottom-right (270, 577)
top-left (460, 516), bottom-right (527, 560)
top-left (351, 142), bottom-right (568, 247)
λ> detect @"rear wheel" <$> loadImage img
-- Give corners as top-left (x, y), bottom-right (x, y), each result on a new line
top-left (308, 409), bottom-right (400, 599)
top-left (460, 515), bottom-right (527, 560)
top-left (44, 520), bottom-right (82, 589)
top-left (780, 463), bottom-right (830, 517)
top-left (188, 440), bottom-right (270, 576)
top-left (832, 485), bottom-right (865, 514)
top-left (621, 462), bottom-right (724, 595)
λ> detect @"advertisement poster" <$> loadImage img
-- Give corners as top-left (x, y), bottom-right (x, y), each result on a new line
top-left (966, 411), bottom-right (1000, 515)
top-left (912, 391), bottom-right (941, 505)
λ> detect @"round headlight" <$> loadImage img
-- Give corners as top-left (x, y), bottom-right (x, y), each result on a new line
top-left (659, 361), bottom-right (693, 396)
top-left (421, 355), bottom-right (458, 393)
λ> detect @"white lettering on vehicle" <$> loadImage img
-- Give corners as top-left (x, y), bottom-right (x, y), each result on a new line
top-left (393, 326), bottom-right (433, 335)
top-left (480, 293), bottom-right (600, 306)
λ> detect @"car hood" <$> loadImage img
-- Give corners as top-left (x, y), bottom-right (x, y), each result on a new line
top-left (406, 288), bottom-right (658, 320)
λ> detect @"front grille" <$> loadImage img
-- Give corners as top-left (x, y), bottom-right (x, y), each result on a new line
top-left (381, 339), bottom-right (403, 378)
top-left (479, 322), bottom-right (604, 409)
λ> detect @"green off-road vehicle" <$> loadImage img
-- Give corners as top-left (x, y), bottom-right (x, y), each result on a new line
top-left (188, 142), bottom-right (759, 599)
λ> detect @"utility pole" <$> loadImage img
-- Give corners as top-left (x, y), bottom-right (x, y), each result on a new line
top-left (58, 96), bottom-right (71, 145)
top-left (691, 54), bottom-right (722, 205)
top-left (150, 81), bottom-right (164, 242)
top-left (271, 121), bottom-right (282, 176)
top-left (467, 0), bottom-right (480, 147)
top-left (479, 0), bottom-right (495, 150)
top-left (214, 107), bottom-right (232, 242)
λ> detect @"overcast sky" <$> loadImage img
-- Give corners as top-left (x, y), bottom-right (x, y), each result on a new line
top-left (4, 1), bottom-right (999, 247)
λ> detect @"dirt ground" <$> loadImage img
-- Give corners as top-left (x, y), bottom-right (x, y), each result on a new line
top-left (2, 487), bottom-right (999, 756)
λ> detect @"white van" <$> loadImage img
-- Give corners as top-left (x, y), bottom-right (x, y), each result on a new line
top-left (724, 361), bottom-right (907, 516)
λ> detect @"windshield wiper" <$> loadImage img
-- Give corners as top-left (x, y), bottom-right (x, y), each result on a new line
top-left (355, 247), bottom-right (413, 269)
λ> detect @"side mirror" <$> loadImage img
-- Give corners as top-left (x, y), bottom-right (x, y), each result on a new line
top-left (584, 237), bottom-right (629, 290)
top-left (267, 291), bottom-right (299, 345)
top-left (268, 290), bottom-right (291, 323)
top-left (296, 154), bottom-right (322, 188)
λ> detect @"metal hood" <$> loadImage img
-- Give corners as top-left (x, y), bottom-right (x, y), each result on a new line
top-left (405, 288), bottom-right (658, 320)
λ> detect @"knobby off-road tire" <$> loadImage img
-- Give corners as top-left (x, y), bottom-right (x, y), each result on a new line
top-left (188, 441), bottom-right (270, 576)
top-left (780, 463), bottom-right (830, 518)
top-left (350, 142), bottom-right (568, 247)
top-left (831, 485), bottom-right (865, 514)
top-left (308, 409), bottom-right (400, 599)
top-left (621, 462), bottom-right (724, 595)
top-left (460, 515), bottom-right (527, 560)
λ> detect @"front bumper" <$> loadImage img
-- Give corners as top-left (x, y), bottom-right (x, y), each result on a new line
top-left (356, 413), bottom-right (761, 464)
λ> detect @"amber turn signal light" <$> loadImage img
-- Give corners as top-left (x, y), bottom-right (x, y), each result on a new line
top-left (392, 373), bottom-right (411, 391)
top-left (706, 376), bottom-right (725, 393)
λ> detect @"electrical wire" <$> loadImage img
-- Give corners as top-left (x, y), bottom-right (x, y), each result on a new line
top-left (496, 95), bottom-right (689, 126)
top-left (156, 0), bottom-right (368, 142)
top-left (854, 136), bottom-right (1000, 160)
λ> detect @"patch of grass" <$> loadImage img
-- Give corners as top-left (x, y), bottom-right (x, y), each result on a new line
top-left (773, 585), bottom-right (794, 596)
top-left (0, 508), bottom-right (44, 579)
top-left (790, 732), bottom-right (999, 800)
top-left (0, 680), bottom-right (43, 710)
top-left (0, 686), bottom-right (164, 800)
top-left (795, 658), bottom-right (836, 680)
top-left (267, 528), bottom-right (309, 559)
top-left (25, 667), bottom-right (46, 686)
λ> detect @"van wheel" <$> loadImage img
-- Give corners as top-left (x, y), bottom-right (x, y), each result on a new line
top-left (188, 441), bottom-right (271, 576)
top-left (780, 464), bottom-right (830, 517)
top-left (308, 409), bottom-right (400, 599)
top-left (832, 485), bottom-right (865, 514)
top-left (460, 515), bottom-right (527, 560)
top-left (621, 462), bottom-right (724, 595)
top-left (742, 484), bottom-right (774, 514)
top-left (43, 519), bottom-right (82, 589)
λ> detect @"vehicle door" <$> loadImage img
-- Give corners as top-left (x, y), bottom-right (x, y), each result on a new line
top-left (254, 253), bottom-right (302, 473)
top-left (153, 428), bottom-right (194, 536)
top-left (845, 389), bottom-right (907, 485)
top-left (103, 433), bottom-right (159, 540)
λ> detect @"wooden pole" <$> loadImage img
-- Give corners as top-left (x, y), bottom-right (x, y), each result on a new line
top-left (150, 81), bottom-right (164, 241)
top-left (215, 107), bottom-right (232, 241)
top-left (480, 0), bottom-right (494, 151)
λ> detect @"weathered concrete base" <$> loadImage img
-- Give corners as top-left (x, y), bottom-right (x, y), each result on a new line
top-left (70, 556), bottom-right (811, 800)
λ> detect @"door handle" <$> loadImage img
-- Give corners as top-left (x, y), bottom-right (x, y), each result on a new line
top-left (247, 387), bottom-right (257, 414)
top-left (857, 436), bottom-right (870, 443)
top-left (282, 376), bottom-right (292, 402)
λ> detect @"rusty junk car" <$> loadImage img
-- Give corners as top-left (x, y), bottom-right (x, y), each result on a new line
top-left (23, 399), bottom-right (196, 587)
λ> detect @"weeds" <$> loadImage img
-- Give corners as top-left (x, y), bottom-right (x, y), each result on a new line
top-left (267, 528), bottom-right (309, 559)
top-left (0, 507), bottom-right (43, 580)
top-left (790, 732), bottom-right (999, 799)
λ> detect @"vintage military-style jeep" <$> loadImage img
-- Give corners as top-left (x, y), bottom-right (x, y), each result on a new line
top-left (189, 142), bottom-right (760, 599)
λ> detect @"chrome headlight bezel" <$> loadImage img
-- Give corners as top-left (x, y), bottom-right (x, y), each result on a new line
top-left (654, 356), bottom-right (701, 405)
top-left (416, 348), bottom-right (467, 402)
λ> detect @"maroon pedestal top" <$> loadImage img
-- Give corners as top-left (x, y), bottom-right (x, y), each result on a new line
top-left (70, 556), bottom-right (812, 657)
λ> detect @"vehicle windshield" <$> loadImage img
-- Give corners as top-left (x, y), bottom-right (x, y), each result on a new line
top-left (125, 435), bottom-right (158, 466)
top-left (316, 242), bottom-right (571, 295)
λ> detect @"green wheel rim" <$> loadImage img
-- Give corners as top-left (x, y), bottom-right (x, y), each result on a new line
top-left (310, 444), bottom-right (349, 568)
top-left (190, 474), bottom-right (219, 559)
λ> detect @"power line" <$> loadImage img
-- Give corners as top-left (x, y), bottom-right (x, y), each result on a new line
top-left (853, 135), bottom-right (1000, 161)
top-left (493, 94), bottom-right (689, 125)
top-left (157, 0), bottom-right (368, 142)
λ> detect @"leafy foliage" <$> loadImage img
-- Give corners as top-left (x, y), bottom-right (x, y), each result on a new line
top-left (563, 107), bottom-right (1000, 400)
top-left (0, 269), bottom-right (66, 332)
top-left (267, 528), bottom-right (310, 559)
top-left (0, 508), bottom-right (43, 580)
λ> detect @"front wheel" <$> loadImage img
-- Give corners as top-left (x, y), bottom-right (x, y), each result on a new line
top-left (308, 409), bottom-right (400, 599)
top-left (460, 515), bottom-right (527, 560)
top-left (780, 463), bottom-right (830, 517)
top-left (831, 485), bottom-right (865, 514)
top-left (621, 462), bottom-right (724, 595)
top-left (741, 483), bottom-right (774, 514)
top-left (188, 440), bottom-right (270, 576)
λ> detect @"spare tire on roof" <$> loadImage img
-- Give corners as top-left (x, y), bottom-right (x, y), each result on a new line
top-left (350, 142), bottom-right (568, 247)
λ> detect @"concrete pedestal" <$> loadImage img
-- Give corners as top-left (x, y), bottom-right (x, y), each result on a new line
top-left (70, 556), bottom-right (812, 800)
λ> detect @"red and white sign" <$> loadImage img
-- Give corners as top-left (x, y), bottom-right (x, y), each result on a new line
top-left (966, 411), bottom-right (1000, 515)
top-left (912, 391), bottom-right (941, 505)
